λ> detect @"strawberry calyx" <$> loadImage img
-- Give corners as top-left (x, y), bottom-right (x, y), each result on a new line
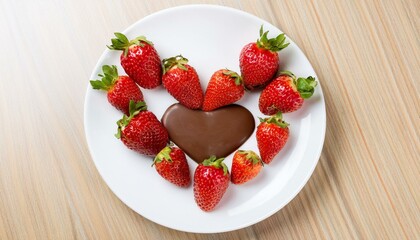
top-left (256, 25), bottom-right (289, 52)
top-left (162, 55), bottom-right (189, 74)
top-left (296, 76), bottom-right (317, 99)
top-left (202, 156), bottom-right (229, 175)
top-left (107, 32), bottom-right (152, 57)
top-left (90, 65), bottom-right (119, 91)
top-left (279, 71), bottom-right (317, 99)
top-left (259, 112), bottom-right (289, 128)
top-left (153, 146), bottom-right (172, 165)
top-left (115, 100), bottom-right (147, 139)
top-left (223, 69), bottom-right (243, 86)
top-left (238, 150), bottom-right (263, 166)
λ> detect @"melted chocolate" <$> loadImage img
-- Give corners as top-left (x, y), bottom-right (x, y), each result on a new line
top-left (161, 103), bottom-right (255, 164)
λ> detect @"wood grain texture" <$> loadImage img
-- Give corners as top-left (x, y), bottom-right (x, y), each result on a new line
top-left (0, 0), bottom-right (418, 239)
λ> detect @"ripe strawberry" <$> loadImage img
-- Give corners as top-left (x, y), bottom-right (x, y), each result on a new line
top-left (202, 69), bottom-right (245, 111)
top-left (256, 113), bottom-right (289, 164)
top-left (116, 101), bottom-right (169, 156)
top-left (90, 65), bottom-right (143, 115)
top-left (194, 156), bottom-right (229, 212)
top-left (108, 32), bottom-right (162, 89)
top-left (153, 146), bottom-right (191, 187)
top-left (162, 55), bottom-right (203, 109)
top-left (239, 25), bottom-right (289, 90)
top-left (259, 71), bottom-right (317, 114)
top-left (231, 150), bottom-right (263, 184)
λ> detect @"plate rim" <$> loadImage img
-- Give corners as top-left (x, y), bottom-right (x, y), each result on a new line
top-left (84, 4), bottom-right (326, 233)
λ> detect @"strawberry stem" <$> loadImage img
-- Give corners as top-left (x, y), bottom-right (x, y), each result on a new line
top-left (238, 150), bottom-right (262, 166)
top-left (202, 156), bottom-right (229, 175)
top-left (280, 71), bottom-right (317, 99)
top-left (296, 76), bottom-right (317, 99)
top-left (90, 65), bottom-right (119, 91)
top-left (107, 32), bottom-right (152, 57)
top-left (162, 55), bottom-right (189, 74)
top-left (256, 25), bottom-right (289, 52)
top-left (223, 69), bottom-right (243, 86)
top-left (153, 146), bottom-right (172, 165)
top-left (259, 112), bottom-right (289, 128)
top-left (115, 100), bottom-right (147, 139)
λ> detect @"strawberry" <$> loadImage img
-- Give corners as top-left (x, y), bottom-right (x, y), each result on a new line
top-left (90, 65), bottom-right (143, 115)
top-left (259, 71), bottom-right (317, 114)
top-left (193, 156), bottom-right (229, 212)
top-left (108, 33), bottom-right (162, 89)
top-left (162, 55), bottom-right (204, 109)
top-left (202, 69), bottom-right (245, 111)
top-left (116, 101), bottom-right (169, 156)
top-left (153, 146), bottom-right (191, 187)
top-left (231, 150), bottom-right (263, 184)
top-left (239, 25), bottom-right (289, 90)
top-left (256, 113), bottom-right (289, 164)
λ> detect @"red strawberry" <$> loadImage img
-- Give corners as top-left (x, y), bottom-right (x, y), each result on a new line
top-left (259, 71), bottom-right (317, 114)
top-left (256, 113), bottom-right (289, 164)
top-left (193, 156), bottom-right (229, 212)
top-left (90, 65), bottom-right (143, 115)
top-left (239, 25), bottom-right (289, 90)
top-left (108, 33), bottom-right (162, 89)
top-left (231, 150), bottom-right (263, 184)
top-left (162, 55), bottom-right (203, 109)
top-left (116, 101), bottom-right (169, 156)
top-left (202, 69), bottom-right (245, 111)
top-left (153, 146), bottom-right (191, 187)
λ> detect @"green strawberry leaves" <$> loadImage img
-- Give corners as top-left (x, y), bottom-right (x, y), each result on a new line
top-left (280, 70), bottom-right (318, 99)
top-left (202, 156), bottom-right (229, 175)
top-left (223, 69), bottom-right (243, 86)
top-left (257, 25), bottom-right (289, 52)
top-left (153, 146), bottom-right (173, 165)
top-left (115, 100), bottom-right (147, 139)
top-left (162, 55), bottom-right (189, 74)
top-left (238, 150), bottom-right (262, 166)
top-left (90, 65), bottom-right (119, 91)
top-left (107, 32), bottom-right (152, 57)
top-left (296, 76), bottom-right (317, 99)
top-left (259, 112), bottom-right (289, 128)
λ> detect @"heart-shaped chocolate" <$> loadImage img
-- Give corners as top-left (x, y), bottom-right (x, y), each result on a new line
top-left (162, 103), bottom-right (255, 164)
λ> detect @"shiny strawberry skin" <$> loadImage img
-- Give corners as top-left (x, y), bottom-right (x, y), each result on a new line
top-left (194, 165), bottom-right (229, 211)
top-left (121, 44), bottom-right (162, 89)
top-left (231, 150), bottom-right (263, 184)
top-left (121, 111), bottom-right (169, 156)
top-left (154, 147), bottom-right (191, 187)
top-left (239, 43), bottom-right (279, 90)
top-left (259, 75), bottom-right (303, 114)
top-left (256, 120), bottom-right (289, 164)
top-left (107, 76), bottom-right (143, 115)
top-left (202, 69), bottom-right (245, 111)
top-left (163, 65), bottom-right (203, 109)
top-left (193, 157), bottom-right (229, 212)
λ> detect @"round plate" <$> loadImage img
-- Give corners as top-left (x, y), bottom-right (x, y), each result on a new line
top-left (84, 4), bottom-right (326, 233)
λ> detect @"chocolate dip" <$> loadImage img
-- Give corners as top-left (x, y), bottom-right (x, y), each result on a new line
top-left (161, 103), bottom-right (255, 164)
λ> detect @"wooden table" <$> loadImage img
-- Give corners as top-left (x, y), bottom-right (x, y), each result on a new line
top-left (0, 0), bottom-right (418, 239)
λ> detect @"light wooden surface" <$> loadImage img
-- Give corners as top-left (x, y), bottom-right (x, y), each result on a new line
top-left (0, 0), bottom-right (419, 239)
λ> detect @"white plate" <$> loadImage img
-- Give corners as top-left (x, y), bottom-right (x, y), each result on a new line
top-left (84, 4), bottom-right (326, 233)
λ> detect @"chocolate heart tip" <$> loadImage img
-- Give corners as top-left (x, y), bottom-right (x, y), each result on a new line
top-left (162, 103), bottom-right (255, 164)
